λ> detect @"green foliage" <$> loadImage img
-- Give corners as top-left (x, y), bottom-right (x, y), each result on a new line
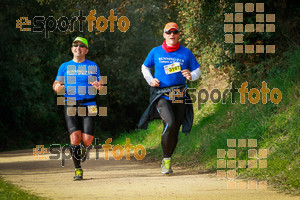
top-left (177, 0), bottom-right (227, 75)
top-left (113, 119), bottom-right (162, 147)
top-left (177, 0), bottom-right (299, 82)
top-left (0, 177), bottom-right (47, 200)
top-left (241, 50), bottom-right (300, 192)
top-left (178, 50), bottom-right (299, 192)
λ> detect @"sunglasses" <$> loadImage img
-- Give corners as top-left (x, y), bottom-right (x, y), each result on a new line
top-left (165, 30), bottom-right (179, 35)
top-left (72, 44), bottom-right (87, 48)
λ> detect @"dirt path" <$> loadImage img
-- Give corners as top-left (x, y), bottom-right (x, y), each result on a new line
top-left (0, 149), bottom-right (298, 200)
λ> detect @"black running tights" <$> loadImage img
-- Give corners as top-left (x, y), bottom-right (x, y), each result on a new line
top-left (156, 98), bottom-right (186, 158)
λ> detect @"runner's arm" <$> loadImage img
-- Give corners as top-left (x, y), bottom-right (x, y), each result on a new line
top-left (182, 67), bottom-right (200, 81)
top-left (52, 80), bottom-right (64, 93)
top-left (141, 64), bottom-right (154, 85)
top-left (190, 68), bottom-right (201, 81)
top-left (141, 64), bottom-right (160, 87)
top-left (90, 79), bottom-right (104, 91)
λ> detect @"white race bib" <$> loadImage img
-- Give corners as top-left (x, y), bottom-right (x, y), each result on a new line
top-left (88, 105), bottom-right (98, 114)
top-left (164, 62), bottom-right (181, 75)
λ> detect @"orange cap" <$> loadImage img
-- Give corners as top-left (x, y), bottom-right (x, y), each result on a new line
top-left (164, 22), bottom-right (179, 32)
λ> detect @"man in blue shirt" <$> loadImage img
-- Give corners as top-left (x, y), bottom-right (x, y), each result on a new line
top-left (53, 37), bottom-right (103, 180)
top-left (141, 22), bottom-right (201, 174)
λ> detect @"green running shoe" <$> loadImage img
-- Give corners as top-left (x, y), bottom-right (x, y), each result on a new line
top-left (161, 158), bottom-right (173, 174)
top-left (73, 168), bottom-right (83, 181)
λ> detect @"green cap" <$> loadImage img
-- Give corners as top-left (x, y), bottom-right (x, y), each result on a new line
top-left (72, 37), bottom-right (88, 48)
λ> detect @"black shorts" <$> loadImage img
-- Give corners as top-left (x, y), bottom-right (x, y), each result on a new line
top-left (64, 105), bottom-right (96, 136)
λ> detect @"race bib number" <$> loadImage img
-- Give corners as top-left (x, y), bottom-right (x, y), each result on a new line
top-left (88, 105), bottom-right (98, 114)
top-left (164, 62), bottom-right (181, 75)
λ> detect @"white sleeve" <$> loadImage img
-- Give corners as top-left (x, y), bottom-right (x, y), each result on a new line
top-left (141, 64), bottom-right (154, 85)
top-left (190, 68), bottom-right (201, 81)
